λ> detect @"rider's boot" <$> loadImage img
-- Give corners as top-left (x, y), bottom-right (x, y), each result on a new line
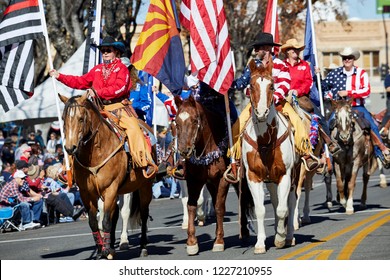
top-left (301, 154), bottom-right (320, 172)
top-left (319, 127), bottom-right (341, 156)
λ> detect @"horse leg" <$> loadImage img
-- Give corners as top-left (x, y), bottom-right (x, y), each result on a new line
top-left (286, 184), bottom-right (297, 247)
top-left (377, 159), bottom-right (388, 188)
top-left (238, 177), bottom-right (251, 240)
top-left (186, 182), bottom-right (203, 255)
top-left (302, 172), bottom-right (313, 225)
top-left (134, 186), bottom-right (152, 257)
top-left (335, 164), bottom-right (347, 208)
top-left (360, 165), bottom-right (369, 211)
top-left (274, 173), bottom-right (292, 249)
top-left (87, 201), bottom-right (103, 259)
top-left (101, 192), bottom-right (118, 260)
top-left (118, 194), bottom-right (131, 250)
top-left (211, 180), bottom-right (229, 252)
top-left (180, 180), bottom-right (189, 229)
top-left (294, 165), bottom-right (305, 230)
top-left (324, 172), bottom-right (334, 210)
top-left (345, 167), bottom-right (359, 215)
top-left (248, 179), bottom-right (267, 254)
top-left (196, 186), bottom-right (206, 227)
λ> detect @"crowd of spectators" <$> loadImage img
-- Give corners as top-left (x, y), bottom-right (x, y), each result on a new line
top-left (0, 127), bottom-right (85, 231)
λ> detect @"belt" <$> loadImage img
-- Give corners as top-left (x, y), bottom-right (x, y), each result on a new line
top-left (102, 98), bottom-right (127, 105)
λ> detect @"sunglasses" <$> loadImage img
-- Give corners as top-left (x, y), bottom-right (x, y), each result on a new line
top-left (342, 56), bottom-right (354, 61)
top-left (101, 48), bottom-right (113, 54)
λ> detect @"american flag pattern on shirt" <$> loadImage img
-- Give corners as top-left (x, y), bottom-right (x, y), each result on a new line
top-left (323, 66), bottom-right (370, 106)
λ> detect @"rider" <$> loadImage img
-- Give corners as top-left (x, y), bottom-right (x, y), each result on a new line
top-left (323, 46), bottom-right (390, 167)
top-left (280, 38), bottom-right (341, 157)
top-left (49, 36), bottom-right (157, 178)
top-left (225, 32), bottom-right (320, 182)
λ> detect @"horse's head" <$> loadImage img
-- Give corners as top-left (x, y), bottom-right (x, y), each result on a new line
top-left (333, 99), bottom-right (354, 144)
top-left (174, 95), bottom-right (201, 158)
top-left (59, 93), bottom-right (96, 155)
top-left (248, 58), bottom-right (274, 121)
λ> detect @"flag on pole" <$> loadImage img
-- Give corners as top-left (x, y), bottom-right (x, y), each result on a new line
top-left (180, 0), bottom-right (234, 94)
top-left (0, 0), bottom-right (44, 112)
top-left (131, 0), bottom-right (186, 94)
top-left (303, 1), bottom-right (320, 106)
top-left (263, 0), bottom-right (280, 55)
top-left (82, 0), bottom-right (99, 74)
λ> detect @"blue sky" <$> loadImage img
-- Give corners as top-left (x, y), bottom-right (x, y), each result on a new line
top-left (347, 0), bottom-right (384, 20)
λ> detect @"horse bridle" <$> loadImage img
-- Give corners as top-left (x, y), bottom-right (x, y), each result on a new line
top-left (249, 73), bottom-right (274, 121)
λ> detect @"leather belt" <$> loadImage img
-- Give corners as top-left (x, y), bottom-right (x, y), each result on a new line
top-left (102, 98), bottom-right (127, 105)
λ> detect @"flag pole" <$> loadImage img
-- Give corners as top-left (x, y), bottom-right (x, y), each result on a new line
top-left (37, 0), bottom-right (71, 175)
top-left (307, 0), bottom-right (330, 160)
top-left (94, 0), bottom-right (102, 63)
top-left (270, 0), bottom-right (277, 36)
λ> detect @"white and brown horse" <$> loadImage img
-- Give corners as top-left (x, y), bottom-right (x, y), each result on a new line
top-left (241, 60), bottom-right (298, 254)
top-left (332, 99), bottom-right (378, 214)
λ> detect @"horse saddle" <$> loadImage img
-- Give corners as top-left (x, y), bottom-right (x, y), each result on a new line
top-left (352, 110), bottom-right (370, 133)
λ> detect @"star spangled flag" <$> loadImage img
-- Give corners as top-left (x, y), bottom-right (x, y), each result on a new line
top-left (263, 0), bottom-right (280, 55)
top-left (0, 0), bottom-right (44, 113)
top-left (303, 1), bottom-right (320, 106)
top-left (131, 0), bottom-right (186, 94)
top-left (82, 0), bottom-right (99, 74)
top-left (180, 0), bottom-right (234, 95)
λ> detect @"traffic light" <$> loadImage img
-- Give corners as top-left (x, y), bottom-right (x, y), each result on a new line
top-left (380, 63), bottom-right (389, 81)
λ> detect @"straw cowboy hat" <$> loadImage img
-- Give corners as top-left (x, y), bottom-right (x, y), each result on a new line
top-left (95, 36), bottom-right (126, 54)
top-left (281, 38), bottom-right (305, 53)
top-left (339, 47), bottom-right (360, 60)
top-left (248, 32), bottom-right (281, 48)
top-left (27, 164), bottom-right (40, 179)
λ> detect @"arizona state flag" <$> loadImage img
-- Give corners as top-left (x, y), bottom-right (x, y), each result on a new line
top-left (131, 0), bottom-right (186, 93)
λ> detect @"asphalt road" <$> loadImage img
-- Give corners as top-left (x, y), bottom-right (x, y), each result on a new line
top-left (1, 169), bottom-right (390, 261)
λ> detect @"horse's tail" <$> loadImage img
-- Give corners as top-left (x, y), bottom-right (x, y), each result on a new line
top-left (129, 190), bottom-right (142, 230)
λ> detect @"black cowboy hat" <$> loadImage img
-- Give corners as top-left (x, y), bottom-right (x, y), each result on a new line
top-left (248, 32), bottom-right (281, 48)
top-left (95, 36), bottom-right (126, 54)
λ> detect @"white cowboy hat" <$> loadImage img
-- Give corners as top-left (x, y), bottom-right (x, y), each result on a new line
top-left (281, 38), bottom-right (305, 53)
top-left (339, 47), bottom-right (360, 60)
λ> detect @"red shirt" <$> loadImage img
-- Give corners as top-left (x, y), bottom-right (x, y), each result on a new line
top-left (58, 58), bottom-right (131, 100)
top-left (284, 58), bottom-right (313, 98)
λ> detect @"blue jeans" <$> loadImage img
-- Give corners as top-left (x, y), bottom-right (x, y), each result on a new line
top-left (18, 202), bottom-right (33, 224)
top-left (31, 199), bottom-right (43, 222)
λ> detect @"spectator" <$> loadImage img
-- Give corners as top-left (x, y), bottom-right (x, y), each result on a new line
top-left (380, 72), bottom-right (390, 137)
top-left (46, 133), bottom-right (58, 155)
top-left (14, 140), bottom-right (28, 160)
top-left (0, 170), bottom-right (42, 230)
top-left (1, 138), bottom-right (15, 165)
top-left (15, 160), bottom-right (29, 173)
top-left (1, 161), bottom-right (12, 185)
top-left (27, 132), bottom-right (38, 146)
top-left (19, 144), bottom-right (32, 163)
top-left (28, 144), bottom-right (43, 167)
top-left (0, 130), bottom-right (4, 151)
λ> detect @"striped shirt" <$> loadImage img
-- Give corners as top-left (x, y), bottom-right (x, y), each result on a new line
top-left (323, 66), bottom-right (370, 106)
top-left (232, 57), bottom-right (291, 104)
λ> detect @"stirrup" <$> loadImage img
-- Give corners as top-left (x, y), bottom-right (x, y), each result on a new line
top-left (301, 154), bottom-right (320, 172)
top-left (171, 167), bottom-right (185, 180)
top-left (142, 163), bottom-right (158, 179)
top-left (223, 165), bottom-right (240, 184)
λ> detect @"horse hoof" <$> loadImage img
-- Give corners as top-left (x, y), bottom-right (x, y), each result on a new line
top-left (285, 238), bottom-right (296, 247)
top-left (327, 201), bottom-right (333, 209)
top-left (119, 242), bottom-right (129, 251)
top-left (187, 244), bottom-right (199, 256)
top-left (360, 204), bottom-right (367, 211)
top-left (301, 217), bottom-right (311, 225)
top-left (198, 220), bottom-right (205, 227)
top-left (140, 248), bottom-right (148, 257)
top-left (181, 223), bottom-right (188, 230)
top-left (254, 246), bottom-right (266, 254)
top-left (212, 243), bottom-right (224, 252)
top-left (274, 239), bottom-right (286, 249)
top-left (345, 209), bottom-right (354, 215)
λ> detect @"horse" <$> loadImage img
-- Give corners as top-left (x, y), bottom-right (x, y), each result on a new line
top-left (241, 59), bottom-right (298, 254)
top-left (331, 99), bottom-right (378, 214)
top-left (59, 92), bottom-right (154, 259)
top-left (174, 93), bottom-right (251, 255)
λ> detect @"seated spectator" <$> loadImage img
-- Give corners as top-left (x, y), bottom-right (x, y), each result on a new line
top-left (18, 144), bottom-right (31, 163)
top-left (14, 140), bottom-right (28, 160)
top-left (46, 133), bottom-right (58, 155)
top-left (15, 160), bottom-right (29, 174)
top-left (27, 132), bottom-right (38, 146)
top-left (0, 170), bottom-right (41, 230)
top-left (35, 130), bottom-right (45, 150)
top-left (28, 144), bottom-right (44, 167)
top-left (1, 161), bottom-right (13, 185)
top-left (1, 138), bottom-right (15, 165)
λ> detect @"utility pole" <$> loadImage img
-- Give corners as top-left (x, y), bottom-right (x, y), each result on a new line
top-left (383, 6), bottom-right (390, 77)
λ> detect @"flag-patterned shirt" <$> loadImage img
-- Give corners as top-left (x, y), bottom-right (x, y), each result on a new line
top-left (232, 57), bottom-right (291, 104)
top-left (58, 58), bottom-right (131, 100)
top-left (323, 66), bottom-right (370, 106)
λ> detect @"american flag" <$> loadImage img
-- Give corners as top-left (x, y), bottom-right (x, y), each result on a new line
top-left (180, 0), bottom-right (234, 95)
top-left (0, 0), bottom-right (44, 113)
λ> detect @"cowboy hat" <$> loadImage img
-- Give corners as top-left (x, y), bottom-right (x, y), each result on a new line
top-left (27, 165), bottom-right (40, 179)
top-left (248, 32), bottom-right (281, 48)
top-left (281, 38), bottom-right (305, 53)
top-left (339, 47), bottom-right (360, 60)
top-left (96, 36), bottom-right (126, 54)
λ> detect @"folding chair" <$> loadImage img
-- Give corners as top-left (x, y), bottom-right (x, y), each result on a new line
top-left (0, 205), bottom-right (21, 232)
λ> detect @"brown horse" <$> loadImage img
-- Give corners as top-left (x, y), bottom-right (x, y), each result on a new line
top-left (174, 93), bottom-right (251, 255)
top-left (332, 99), bottom-right (378, 214)
top-left (59, 92), bottom-right (154, 259)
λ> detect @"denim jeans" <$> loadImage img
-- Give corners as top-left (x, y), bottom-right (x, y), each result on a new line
top-left (19, 202), bottom-right (33, 224)
top-left (31, 199), bottom-right (43, 222)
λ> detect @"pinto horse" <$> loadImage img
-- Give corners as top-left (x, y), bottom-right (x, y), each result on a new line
top-left (59, 93), bottom-right (154, 259)
top-left (174, 93), bottom-right (251, 255)
top-left (332, 99), bottom-right (378, 214)
top-left (241, 59), bottom-right (298, 254)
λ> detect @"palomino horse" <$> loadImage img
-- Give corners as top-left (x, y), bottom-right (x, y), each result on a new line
top-left (59, 93), bottom-right (154, 259)
top-left (241, 59), bottom-right (298, 254)
top-left (332, 99), bottom-right (378, 214)
top-left (174, 93), bottom-right (251, 255)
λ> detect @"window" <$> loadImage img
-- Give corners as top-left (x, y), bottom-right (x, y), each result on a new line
top-left (362, 51), bottom-right (379, 77)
